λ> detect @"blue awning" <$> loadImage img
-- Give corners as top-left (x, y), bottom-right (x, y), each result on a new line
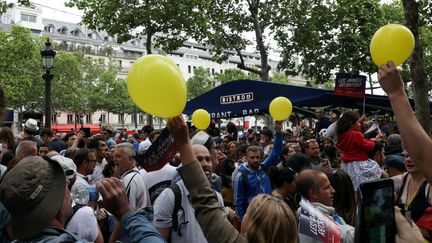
top-left (184, 79), bottom-right (428, 118)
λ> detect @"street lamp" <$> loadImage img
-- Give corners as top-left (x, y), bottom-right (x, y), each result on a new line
top-left (40, 38), bottom-right (56, 129)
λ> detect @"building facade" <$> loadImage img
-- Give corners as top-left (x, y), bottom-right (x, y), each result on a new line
top-left (0, 3), bottom-right (306, 131)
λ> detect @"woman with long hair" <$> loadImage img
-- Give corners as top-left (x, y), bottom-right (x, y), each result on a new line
top-left (328, 169), bottom-right (356, 226)
top-left (336, 111), bottom-right (382, 190)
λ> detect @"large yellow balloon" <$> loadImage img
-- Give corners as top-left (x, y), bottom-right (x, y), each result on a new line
top-left (127, 55), bottom-right (186, 118)
top-left (370, 24), bottom-right (414, 67)
top-left (269, 97), bottom-right (292, 121)
top-left (192, 109), bottom-right (211, 130)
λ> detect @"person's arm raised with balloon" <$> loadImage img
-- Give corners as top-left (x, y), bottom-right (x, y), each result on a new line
top-left (378, 61), bottom-right (432, 183)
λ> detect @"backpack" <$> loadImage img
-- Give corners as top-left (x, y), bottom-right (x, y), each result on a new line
top-left (168, 183), bottom-right (184, 242)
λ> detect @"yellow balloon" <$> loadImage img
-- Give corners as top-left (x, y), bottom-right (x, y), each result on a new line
top-left (192, 109), bottom-right (211, 130)
top-left (370, 24), bottom-right (414, 67)
top-left (269, 97), bottom-right (292, 121)
top-left (127, 55), bottom-right (186, 118)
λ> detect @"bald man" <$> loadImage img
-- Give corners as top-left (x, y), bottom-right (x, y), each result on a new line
top-left (153, 144), bottom-right (225, 243)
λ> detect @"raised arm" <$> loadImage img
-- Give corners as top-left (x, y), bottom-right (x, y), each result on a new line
top-left (261, 121), bottom-right (283, 169)
top-left (378, 61), bottom-right (432, 183)
top-left (167, 116), bottom-right (246, 243)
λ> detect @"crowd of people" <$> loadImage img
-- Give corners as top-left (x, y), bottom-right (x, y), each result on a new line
top-left (0, 61), bottom-right (429, 242)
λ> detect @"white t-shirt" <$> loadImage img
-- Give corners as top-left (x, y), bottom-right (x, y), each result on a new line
top-left (153, 180), bottom-right (225, 243)
top-left (66, 206), bottom-right (99, 242)
top-left (91, 158), bottom-right (108, 182)
top-left (138, 138), bottom-right (152, 155)
top-left (142, 163), bottom-right (178, 205)
top-left (72, 173), bottom-right (90, 193)
top-left (121, 167), bottom-right (150, 209)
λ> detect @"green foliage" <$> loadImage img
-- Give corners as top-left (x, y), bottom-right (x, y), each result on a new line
top-left (0, 0), bottom-right (29, 14)
top-left (186, 67), bottom-right (215, 99)
top-left (214, 68), bottom-right (249, 84)
top-left (276, 0), bottom-right (384, 83)
top-left (65, 0), bottom-right (202, 53)
top-left (0, 25), bottom-right (42, 109)
top-left (269, 72), bottom-right (290, 84)
top-left (189, 0), bottom-right (284, 80)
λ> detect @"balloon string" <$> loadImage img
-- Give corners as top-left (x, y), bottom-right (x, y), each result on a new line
top-left (362, 96), bottom-right (366, 116)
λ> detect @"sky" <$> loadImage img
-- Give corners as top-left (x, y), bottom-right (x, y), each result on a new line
top-left (17, 0), bottom-right (385, 95)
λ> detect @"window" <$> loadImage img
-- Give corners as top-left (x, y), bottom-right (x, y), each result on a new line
top-left (131, 114), bottom-right (137, 124)
top-left (100, 114), bottom-right (106, 123)
top-left (118, 114), bottom-right (124, 123)
top-left (85, 114), bottom-right (92, 124)
top-left (67, 114), bottom-right (73, 124)
top-left (21, 14), bottom-right (36, 23)
top-left (185, 54), bottom-right (198, 59)
top-left (220, 69), bottom-right (223, 74)
top-left (51, 114), bottom-right (57, 124)
top-left (139, 114), bottom-right (144, 124)
top-left (188, 65), bottom-right (191, 74)
top-left (117, 60), bottom-right (122, 68)
top-left (71, 29), bottom-right (80, 37)
top-left (212, 68), bottom-right (215, 75)
top-left (58, 27), bottom-right (67, 34)
top-left (45, 25), bottom-right (55, 33)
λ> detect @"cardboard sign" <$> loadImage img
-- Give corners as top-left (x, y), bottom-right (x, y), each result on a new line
top-left (135, 127), bottom-right (177, 172)
top-left (299, 199), bottom-right (341, 243)
top-left (334, 73), bottom-right (366, 98)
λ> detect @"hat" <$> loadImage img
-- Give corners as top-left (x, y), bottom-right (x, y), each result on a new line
top-left (191, 131), bottom-right (216, 150)
top-left (385, 134), bottom-right (403, 155)
top-left (51, 155), bottom-right (77, 180)
top-left (385, 154), bottom-right (405, 171)
top-left (0, 156), bottom-right (66, 240)
top-left (24, 119), bottom-right (38, 132)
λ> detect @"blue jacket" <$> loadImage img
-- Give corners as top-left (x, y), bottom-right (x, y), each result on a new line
top-left (234, 132), bottom-right (283, 220)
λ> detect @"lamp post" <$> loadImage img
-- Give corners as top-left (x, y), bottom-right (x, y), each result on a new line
top-left (40, 38), bottom-right (56, 129)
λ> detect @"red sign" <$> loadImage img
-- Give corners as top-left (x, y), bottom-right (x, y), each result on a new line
top-left (334, 73), bottom-right (366, 98)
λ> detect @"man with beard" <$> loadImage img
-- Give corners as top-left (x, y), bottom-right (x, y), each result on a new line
top-left (234, 121), bottom-right (283, 220)
top-left (321, 137), bottom-right (340, 168)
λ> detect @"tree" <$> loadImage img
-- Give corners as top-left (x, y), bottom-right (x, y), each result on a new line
top-left (270, 72), bottom-right (290, 84)
top-left (402, 0), bottom-right (431, 135)
top-left (276, 0), bottom-right (383, 84)
top-left (0, 25), bottom-right (42, 110)
top-left (190, 0), bottom-right (285, 81)
top-left (186, 67), bottom-right (215, 99)
top-left (0, 0), bottom-right (29, 15)
top-left (66, 0), bottom-right (204, 126)
top-left (214, 68), bottom-right (251, 84)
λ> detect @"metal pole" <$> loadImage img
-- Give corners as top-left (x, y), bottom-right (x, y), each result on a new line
top-left (134, 106), bottom-right (138, 131)
top-left (43, 69), bottom-right (53, 129)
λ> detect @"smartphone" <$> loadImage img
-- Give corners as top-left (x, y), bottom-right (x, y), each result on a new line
top-left (80, 127), bottom-right (91, 137)
top-left (355, 179), bottom-right (396, 243)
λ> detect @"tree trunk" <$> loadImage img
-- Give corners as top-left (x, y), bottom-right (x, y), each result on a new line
top-left (402, 0), bottom-right (431, 135)
top-left (145, 28), bottom-right (154, 127)
top-left (252, 15), bottom-right (270, 81)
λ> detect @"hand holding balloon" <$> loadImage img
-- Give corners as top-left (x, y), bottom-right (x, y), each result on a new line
top-left (127, 55), bottom-right (186, 118)
top-left (269, 97), bottom-right (292, 121)
top-left (370, 24), bottom-right (414, 67)
top-left (192, 109), bottom-right (211, 130)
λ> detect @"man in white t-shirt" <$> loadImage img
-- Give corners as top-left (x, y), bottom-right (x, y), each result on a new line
top-left (71, 149), bottom-right (97, 191)
top-left (114, 143), bottom-right (150, 209)
top-left (142, 163), bottom-right (177, 205)
top-left (138, 125), bottom-right (154, 155)
top-left (153, 144), bottom-right (225, 243)
top-left (88, 137), bottom-right (108, 182)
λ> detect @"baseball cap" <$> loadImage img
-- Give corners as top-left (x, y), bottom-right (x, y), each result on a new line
top-left (51, 155), bottom-right (77, 180)
top-left (385, 154), bottom-right (405, 171)
top-left (191, 131), bottom-right (216, 150)
top-left (385, 134), bottom-right (403, 155)
top-left (0, 156), bottom-right (66, 240)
